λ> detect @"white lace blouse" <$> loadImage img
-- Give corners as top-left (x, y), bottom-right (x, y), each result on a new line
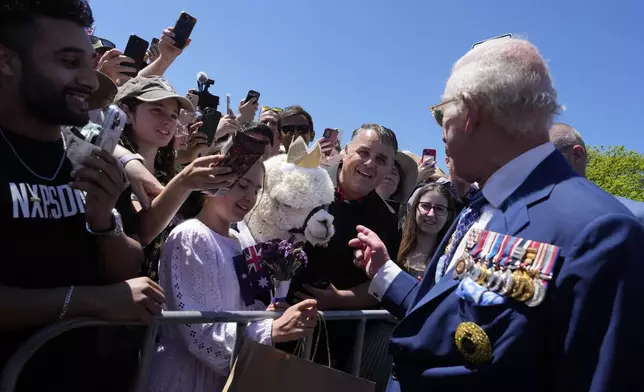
top-left (147, 219), bottom-right (273, 392)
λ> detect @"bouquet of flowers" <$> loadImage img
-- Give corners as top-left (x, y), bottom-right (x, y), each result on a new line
top-left (260, 239), bottom-right (309, 304)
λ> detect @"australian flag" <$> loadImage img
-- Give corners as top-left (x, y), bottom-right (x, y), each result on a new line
top-left (233, 245), bottom-right (272, 306)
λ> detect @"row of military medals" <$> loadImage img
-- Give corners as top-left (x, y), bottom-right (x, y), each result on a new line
top-left (453, 228), bottom-right (560, 307)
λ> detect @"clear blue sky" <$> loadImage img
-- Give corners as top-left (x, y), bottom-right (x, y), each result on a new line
top-left (90, 0), bottom-right (643, 165)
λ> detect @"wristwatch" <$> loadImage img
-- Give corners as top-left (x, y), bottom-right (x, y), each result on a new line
top-left (86, 208), bottom-right (124, 237)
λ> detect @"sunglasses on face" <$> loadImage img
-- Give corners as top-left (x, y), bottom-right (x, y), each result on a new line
top-left (90, 35), bottom-right (116, 50)
top-left (417, 202), bottom-right (450, 217)
top-left (261, 106), bottom-right (282, 113)
top-left (280, 124), bottom-right (310, 135)
top-left (429, 98), bottom-right (460, 127)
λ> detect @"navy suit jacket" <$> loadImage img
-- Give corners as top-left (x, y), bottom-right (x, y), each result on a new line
top-left (616, 196), bottom-right (644, 223)
top-left (381, 151), bottom-right (644, 392)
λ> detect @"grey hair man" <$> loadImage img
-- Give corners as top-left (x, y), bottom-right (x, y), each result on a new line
top-left (549, 123), bottom-right (587, 176)
top-left (352, 36), bottom-right (644, 392)
top-left (550, 122), bottom-right (644, 222)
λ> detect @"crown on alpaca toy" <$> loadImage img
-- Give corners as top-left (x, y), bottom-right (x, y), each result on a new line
top-left (286, 136), bottom-right (321, 169)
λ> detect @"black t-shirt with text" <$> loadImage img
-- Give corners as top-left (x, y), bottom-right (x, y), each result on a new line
top-left (0, 128), bottom-right (136, 391)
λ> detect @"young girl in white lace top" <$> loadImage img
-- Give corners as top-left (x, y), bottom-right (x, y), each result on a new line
top-left (147, 161), bottom-right (318, 392)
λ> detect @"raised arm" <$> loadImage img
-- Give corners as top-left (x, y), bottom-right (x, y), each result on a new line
top-left (350, 225), bottom-right (420, 318)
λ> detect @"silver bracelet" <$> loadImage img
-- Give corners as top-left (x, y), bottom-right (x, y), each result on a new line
top-left (58, 286), bottom-right (74, 321)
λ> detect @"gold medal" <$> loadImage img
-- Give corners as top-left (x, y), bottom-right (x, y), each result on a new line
top-left (454, 256), bottom-right (469, 279)
top-left (454, 322), bottom-right (492, 365)
top-left (476, 266), bottom-right (490, 285)
top-left (510, 270), bottom-right (526, 299)
top-left (518, 272), bottom-right (535, 302)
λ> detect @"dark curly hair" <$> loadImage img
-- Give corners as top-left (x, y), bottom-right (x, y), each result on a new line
top-left (0, 0), bottom-right (93, 53)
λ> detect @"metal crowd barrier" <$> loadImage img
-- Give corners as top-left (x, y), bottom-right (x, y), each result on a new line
top-left (0, 310), bottom-right (395, 392)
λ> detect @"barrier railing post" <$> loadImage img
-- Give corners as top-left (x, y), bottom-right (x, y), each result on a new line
top-left (132, 323), bottom-right (159, 392)
top-left (350, 318), bottom-right (367, 376)
top-left (229, 323), bottom-right (247, 369)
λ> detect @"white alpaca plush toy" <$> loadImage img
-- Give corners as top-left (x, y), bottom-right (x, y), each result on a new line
top-left (235, 137), bottom-right (336, 249)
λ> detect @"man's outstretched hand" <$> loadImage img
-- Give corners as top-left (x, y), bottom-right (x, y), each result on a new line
top-left (348, 225), bottom-right (391, 279)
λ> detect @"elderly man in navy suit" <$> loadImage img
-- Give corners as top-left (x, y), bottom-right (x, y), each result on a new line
top-left (350, 36), bottom-right (644, 392)
top-left (549, 122), bottom-right (644, 223)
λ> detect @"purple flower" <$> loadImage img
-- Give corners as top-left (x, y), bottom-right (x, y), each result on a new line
top-left (259, 238), bottom-right (309, 281)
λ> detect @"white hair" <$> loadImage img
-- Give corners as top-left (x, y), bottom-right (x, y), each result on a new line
top-left (443, 37), bottom-right (562, 136)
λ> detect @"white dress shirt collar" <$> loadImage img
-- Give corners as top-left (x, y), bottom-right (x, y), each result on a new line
top-left (483, 142), bottom-right (555, 208)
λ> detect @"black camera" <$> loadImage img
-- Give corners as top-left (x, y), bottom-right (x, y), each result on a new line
top-left (198, 83), bottom-right (219, 110)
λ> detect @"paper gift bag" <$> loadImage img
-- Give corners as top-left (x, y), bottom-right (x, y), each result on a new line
top-left (223, 339), bottom-right (375, 392)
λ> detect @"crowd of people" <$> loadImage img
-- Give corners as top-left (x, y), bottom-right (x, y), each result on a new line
top-left (1, 1), bottom-right (643, 392)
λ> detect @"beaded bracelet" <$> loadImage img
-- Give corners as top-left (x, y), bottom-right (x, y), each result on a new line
top-left (58, 286), bottom-right (74, 321)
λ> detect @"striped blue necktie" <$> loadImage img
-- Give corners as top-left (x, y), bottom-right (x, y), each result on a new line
top-left (435, 191), bottom-right (487, 282)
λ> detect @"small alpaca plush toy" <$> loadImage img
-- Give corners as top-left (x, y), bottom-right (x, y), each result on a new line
top-left (235, 137), bottom-right (336, 249)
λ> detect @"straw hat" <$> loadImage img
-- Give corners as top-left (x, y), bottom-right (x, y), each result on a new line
top-left (393, 150), bottom-right (420, 204)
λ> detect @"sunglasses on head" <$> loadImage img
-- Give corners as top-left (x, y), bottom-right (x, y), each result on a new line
top-left (428, 34), bottom-right (514, 127)
top-left (261, 106), bottom-right (282, 113)
top-left (280, 124), bottom-right (310, 135)
top-left (471, 33), bottom-right (512, 49)
top-left (90, 35), bottom-right (116, 50)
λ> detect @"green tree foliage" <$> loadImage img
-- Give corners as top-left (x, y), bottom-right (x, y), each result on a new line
top-left (586, 146), bottom-right (644, 202)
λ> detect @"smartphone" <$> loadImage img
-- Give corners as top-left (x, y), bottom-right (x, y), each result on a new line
top-left (123, 35), bottom-right (149, 77)
top-left (321, 128), bottom-right (339, 155)
top-left (420, 148), bottom-right (437, 164)
top-left (173, 11), bottom-right (197, 49)
top-left (244, 90), bottom-right (260, 104)
top-left (201, 107), bottom-right (223, 145)
top-left (226, 94), bottom-right (231, 113)
top-left (207, 132), bottom-right (269, 196)
top-left (150, 37), bottom-right (160, 47)
top-left (96, 105), bottom-right (126, 154)
top-left (185, 91), bottom-right (199, 109)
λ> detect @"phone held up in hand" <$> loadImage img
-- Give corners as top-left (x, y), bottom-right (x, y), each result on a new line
top-left (420, 148), bottom-right (437, 164)
top-left (244, 90), bottom-right (260, 104)
top-left (173, 11), bottom-right (197, 49)
top-left (226, 94), bottom-right (231, 113)
top-left (321, 128), bottom-right (339, 155)
top-left (123, 34), bottom-right (149, 77)
top-left (206, 132), bottom-right (269, 196)
top-left (201, 107), bottom-right (223, 146)
top-left (96, 105), bottom-right (127, 154)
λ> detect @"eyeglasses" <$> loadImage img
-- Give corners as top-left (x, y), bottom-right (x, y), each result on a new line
top-left (471, 33), bottom-right (512, 49)
top-left (417, 202), bottom-right (450, 217)
top-left (261, 106), bottom-right (282, 113)
top-left (280, 124), bottom-right (310, 135)
top-left (90, 35), bottom-right (116, 50)
top-left (429, 98), bottom-right (460, 127)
